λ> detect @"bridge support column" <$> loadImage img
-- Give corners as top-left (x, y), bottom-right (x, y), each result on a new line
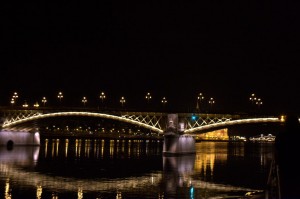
top-left (0, 131), bottom-right (40, 147)
top-left (163, 134), bottom-right (195, 155)
top-left (163, 113), bottom-right (195, 155)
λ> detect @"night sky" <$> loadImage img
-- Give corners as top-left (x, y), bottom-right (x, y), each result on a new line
top-left (2, 2), bottom-right (300, 114)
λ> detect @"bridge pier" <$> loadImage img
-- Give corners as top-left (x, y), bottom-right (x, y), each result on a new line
top-left (163, 114), bottom-right (196, 155)
top-left (0, 131), bottom-right (40, 147)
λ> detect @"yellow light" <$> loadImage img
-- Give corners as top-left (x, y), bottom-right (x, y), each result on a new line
top-left (22, 103), bottom-right (29, 108)
top-left (280, 115), bottom-right (286, 122)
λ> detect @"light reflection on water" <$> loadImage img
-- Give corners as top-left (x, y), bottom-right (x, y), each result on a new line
top-left (0, 139), bottom-right (274, 198)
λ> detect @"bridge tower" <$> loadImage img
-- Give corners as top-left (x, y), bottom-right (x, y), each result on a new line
top-left (163, 114), bottom-right (196, 155)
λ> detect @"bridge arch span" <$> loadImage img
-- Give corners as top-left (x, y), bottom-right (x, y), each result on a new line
top-left (184, 117), bottom-right (282, 134)
top-left (2, 111), bottom-right (164, 134)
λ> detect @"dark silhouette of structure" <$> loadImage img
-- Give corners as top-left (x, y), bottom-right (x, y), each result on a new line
top-left (273, 114), bottom-right (300, 198)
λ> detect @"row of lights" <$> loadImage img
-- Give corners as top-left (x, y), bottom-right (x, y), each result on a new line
top-left (196, 92), bottom-right (263, 110)
top-left (9, 91), bottom-right (264, 109)
top-left (196, 93), bottom-right (216, 111)
top-left (9, 91), bottom-right (169, 108)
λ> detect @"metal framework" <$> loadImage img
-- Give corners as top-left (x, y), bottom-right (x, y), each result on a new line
top-left (2, 110), bottom-right (42, 126)
top-left (184, 117), bottom-right (281, 134)
top-left (1, 110), bottom-right (282, 134)
top-left (185, 115), bottom-right (232, 129)
top-left (121, 114), bottom-right (164, 130)
top-left (2, 111), bottom-right (164, 134)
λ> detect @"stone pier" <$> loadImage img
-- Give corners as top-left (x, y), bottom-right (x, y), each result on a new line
top-left (0, 131), bottom-right (40, 147)
top-left (163, 114), bottom-right (196, 155)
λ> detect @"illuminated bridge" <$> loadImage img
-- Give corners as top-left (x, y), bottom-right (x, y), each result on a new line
top-left (0, 107), bottom-right (284, 148)
top-left (0, 108), bottom-right (283, 134)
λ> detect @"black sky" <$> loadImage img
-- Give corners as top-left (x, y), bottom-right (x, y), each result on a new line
top-left (2, 1), bottom-right (300, 114)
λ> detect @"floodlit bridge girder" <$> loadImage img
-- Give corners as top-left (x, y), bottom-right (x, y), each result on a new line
top-left (2, 111), bottom-right (164, 134)
top-left (184, 116), bottom-right (232, 129)
top-left (0, 109), bottom-right (285, 135)
top-left (184, 117), bottom-right (282, 134)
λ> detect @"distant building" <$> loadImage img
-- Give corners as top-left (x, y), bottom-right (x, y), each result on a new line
top-left (249, 134), bottom-right (276, 142)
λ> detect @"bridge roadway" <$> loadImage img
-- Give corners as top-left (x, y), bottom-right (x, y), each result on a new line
top-left (0, 106), bottom-right (284, 134)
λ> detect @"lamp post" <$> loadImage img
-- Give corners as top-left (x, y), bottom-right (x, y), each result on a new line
top-left (57, 92), bottom-right (63, 104)
top-left (208, 97), bottom-right (215, 112)
top-left (145, 92), bottom-right (152, 110)
top-left (145, 92), bottom-right (152, 103)
top-left (99, 92), bottom-right (106, 108)
top-left (256, 98), bottom-right (263, 109)
top-left (33, 102), bottom-right (39, 108)
top-left (161, 97), bottom-right (167, 110)
top-left (249, 93), bottom-right (257, 107)
top-left (120, 96), bottom-right (126, 107)
top-left (22, 101), bottom-right (29, 108)
top-left (11, 92), bottom-right (18, 106)
top-left (42, 97), bottom-right (47, 106)
top-left (10, 99), bottom-right (15, 106)
top-left (196, 93), bottom-right (204, 112)
top-left (82, 97), bottom-right (87, 107)
top-left (13, 92), bottom-right (18, 98)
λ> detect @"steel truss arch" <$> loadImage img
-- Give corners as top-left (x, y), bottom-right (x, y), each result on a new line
top-left (185, 115), bottom-right (232, 129)
top-left (121, 114), bottom-right (163, 130)
top-left (184, 117), bottom-right (281, 134)
top-left (2, 111), bottom-right (164, 134)
top-left (3, 111), bottom-right (42, 126)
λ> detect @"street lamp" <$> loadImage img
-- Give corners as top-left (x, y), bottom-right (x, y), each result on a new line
top-left (82, 96), bottom-right (87, 107)
top-left (13, 92), bottom-right (18, 98)
top-left (208, 97), bottom-right (215, 111)
top-left (11, 92), bottom-right (18, 106)
top-left (33, 102), bottom-right (39, 108)
top-left (161, 97), bottom-right (167, 110)
top-left (10, 99), bottom-right (15, 106)
top-left (57, 92), bottom-right (63, 104)
top-left (256, 98), bottom-right (263, 109)
top-left (42, 97), bottom-right (47, 106)
top-left (249, 93), bottom-right (257, 105)
top-left (196, 93), bottom-right (204, 112)
top-left (145, 92), bottom-right (152, 103)
top-left (120, 96), bottom-right (126, 107)
top-left (22, 101), bottom-right (29, 108)
top-left (99, 92), bottom-right (106, 106)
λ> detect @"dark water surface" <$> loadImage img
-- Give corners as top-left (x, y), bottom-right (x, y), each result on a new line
top-left (0, 138), bottom-right (274, 198)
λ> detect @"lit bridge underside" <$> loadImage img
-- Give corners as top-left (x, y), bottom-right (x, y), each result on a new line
top-left (1, 110), bottom-right (284, 134)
